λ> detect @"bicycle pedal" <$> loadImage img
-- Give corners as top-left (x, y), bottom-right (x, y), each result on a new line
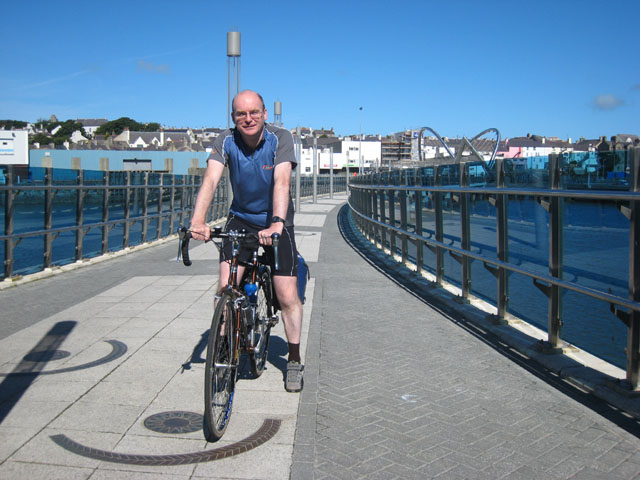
top-left (268, 315), bottom-right (279, 328)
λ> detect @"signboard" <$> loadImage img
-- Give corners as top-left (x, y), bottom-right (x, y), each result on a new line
top-left (0, 130), bottom-right (28, 165)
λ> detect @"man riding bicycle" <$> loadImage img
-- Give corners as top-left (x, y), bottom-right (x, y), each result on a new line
top-left (189, 89), bottom-right (304, 392)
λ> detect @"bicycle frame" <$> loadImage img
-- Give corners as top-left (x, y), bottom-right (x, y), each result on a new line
top-left (178, 226), bottom-right (278, 355)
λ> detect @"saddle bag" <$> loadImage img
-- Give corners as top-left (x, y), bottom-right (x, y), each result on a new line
top-left (297, 253), bottom-right (310, 304)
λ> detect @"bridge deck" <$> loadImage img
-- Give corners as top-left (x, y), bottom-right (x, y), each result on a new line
top-left (1, 194), bottom-right (640, 479)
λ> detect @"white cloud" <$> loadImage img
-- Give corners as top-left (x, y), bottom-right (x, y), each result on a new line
top-left (593, 94), bottom-right (625, 111)
top-left (137, 60), bottom-right (171, 75)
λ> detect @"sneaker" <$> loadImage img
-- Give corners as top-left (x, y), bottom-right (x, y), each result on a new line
top-left (285, 361), bottom-right (304, 392)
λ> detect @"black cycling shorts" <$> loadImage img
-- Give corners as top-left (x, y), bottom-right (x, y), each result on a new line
top-left (221, 215), bottom-right (299, 277)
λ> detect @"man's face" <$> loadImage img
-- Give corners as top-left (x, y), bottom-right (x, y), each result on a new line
top-left (232, 92), bottom-right (267, 139)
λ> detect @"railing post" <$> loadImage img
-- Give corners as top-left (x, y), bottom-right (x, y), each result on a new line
top-left (330, 147), bottom-right (334, 199)
top-left (626, 147), bottom-right (640, 388)
top-left (43, 167), bottom-right (53, 269)
top-left (379, 189), bottom-right (386, 251)
top-left (157, 174), bottom-right (164, 239)
top-left (179, 175), bottom-right (187, 228)
top-left (313, 137), bottom-right (318, 203)
top-left (496, 158), bottom-right (509, 320)
top-left (415, 189), bottom-right (423, 275)
top-left (101, 171), bottom-right (109, 255)
top-left (141, 172), bottom-right (149, 243)
top-left (169, 176), bottom-right (176, 233)
top-left (459, 163), bottom-right (471, 301)
top-left (372, 185), bottom-right (379, 246)
top-left (123, 171), bottom-right (131, 249)
top-left (434, 168), bottom-right (444, 286)
top-left (295, 127), bottom-right (301, 213)
top-left (389, 189), bottom-right (396, 257)
top-left (548, 154), bottom-right (564, 348)
top-left (400, 188), bottom-right (408, 265)
top-left (75, 169), bottom-right (85, 261)
top-left (3, 166), bottom-right (15, 278)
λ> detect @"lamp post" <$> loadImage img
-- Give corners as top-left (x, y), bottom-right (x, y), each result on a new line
top-left (359, 106), bottom-right (363, 175)
top-left (226, 30), bottom-right (241, 211)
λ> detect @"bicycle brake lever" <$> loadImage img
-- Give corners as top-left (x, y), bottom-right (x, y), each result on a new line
top-left (272, 233), bottom-right (280, 271)
top-left (177, 226), bottom-right (186, 262)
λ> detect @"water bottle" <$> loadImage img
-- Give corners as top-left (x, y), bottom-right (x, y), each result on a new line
top-left (242, 283), bottom-right (259, 331)
top-left (244, 283), bottom-right (258, 305)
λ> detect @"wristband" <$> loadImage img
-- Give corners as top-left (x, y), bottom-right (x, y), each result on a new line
top-left (271, 216), bottom-right (286, 224)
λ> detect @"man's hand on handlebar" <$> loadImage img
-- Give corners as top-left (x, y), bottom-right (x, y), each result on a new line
top-left (189, 222), bottom-right (211, 242)
top-left (258, 223), bottom-right (283, 246)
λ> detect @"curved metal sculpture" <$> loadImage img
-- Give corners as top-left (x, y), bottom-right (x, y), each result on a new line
top-left (418, 126), bottom-right (501, 166)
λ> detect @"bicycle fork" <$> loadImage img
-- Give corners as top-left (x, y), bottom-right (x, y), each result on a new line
top-left (213, 297), bottom-right (243, 373)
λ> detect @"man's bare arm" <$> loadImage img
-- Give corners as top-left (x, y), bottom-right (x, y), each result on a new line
top-left (190, 160), bottom-right (225, 241)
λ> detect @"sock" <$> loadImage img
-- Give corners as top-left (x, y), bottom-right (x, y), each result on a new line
top-left (288, 343), bottom-right (301, 363)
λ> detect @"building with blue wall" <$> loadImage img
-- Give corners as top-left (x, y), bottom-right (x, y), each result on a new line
top-left (28, 149), bottom-right (209, 175)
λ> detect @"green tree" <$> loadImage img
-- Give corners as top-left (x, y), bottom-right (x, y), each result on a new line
top-left (31, 133), bottom-right (52, 145)
top-left (95, 117), bottom-right (160, 136)
top-left (53, 120), bottom-right (86, 139)
top-left (0, 120), bottom-right (28, 129)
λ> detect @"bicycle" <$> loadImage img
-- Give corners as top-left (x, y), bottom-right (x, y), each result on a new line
top-left (178, 225), bottom-right (280, 441)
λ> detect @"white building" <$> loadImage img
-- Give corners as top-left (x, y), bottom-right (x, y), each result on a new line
top-left (77, 119), bottom-right (108, 137)
top-left (0, 130), bottom-right (29, 165)
top-left (298, 137), bottom-right (382, 174)
top-left (113, 129), bottom-right (192, 148)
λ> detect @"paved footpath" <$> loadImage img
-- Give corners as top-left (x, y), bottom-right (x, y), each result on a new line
top-left (2, 193), bottom-right (640, 479)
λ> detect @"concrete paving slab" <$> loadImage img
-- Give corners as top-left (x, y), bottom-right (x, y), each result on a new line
top-left (0, 461), bottom-right (94, 480)
top-left (9, 429), bottom-right (122, 469)
top-left (81, 380), bottom-right (164, 407)
top-left (0, 426), bottom-right (41, 463)
top-left (48, 401), bottom-right (146, 434)
top-left (192, 443), bottom-right (293, 480)
top-left (90, 470), bottom-right (191, 479)
top-left (294, 214), bottom-right (326, 228)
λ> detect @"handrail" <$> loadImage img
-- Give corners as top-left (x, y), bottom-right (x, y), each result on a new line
top-left (347, 148), bottom-right (640, 389)
top-left (1, 167), bottom-right (347, 280)
top-left (1, 166), bottom-right (224, 280)
top-left (348, 198), bottom-right (640, 313)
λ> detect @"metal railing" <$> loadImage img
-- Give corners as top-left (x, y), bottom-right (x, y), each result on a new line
top-left (293, 174), bottom-right (347, 201)
top-left (348, 148), bottom-right (640, 389)
top-left (1, 165), bottom-right (347, 281)
top-left (1, 166), bottom-right (227, 279)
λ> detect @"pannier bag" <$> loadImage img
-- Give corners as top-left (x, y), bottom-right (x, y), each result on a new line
top-left (297, 253), bottom-right (310, 304)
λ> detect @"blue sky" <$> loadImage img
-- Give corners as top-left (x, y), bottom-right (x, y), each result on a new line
top-left (1, 0), bottom-right (638, 140)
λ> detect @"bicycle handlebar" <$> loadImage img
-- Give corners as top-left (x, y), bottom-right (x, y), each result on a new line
top-left (177, 226), bottom-right (280, 270)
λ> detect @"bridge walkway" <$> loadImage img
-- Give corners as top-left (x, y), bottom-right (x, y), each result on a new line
top-left (1, 194), bottom-right (640, 479)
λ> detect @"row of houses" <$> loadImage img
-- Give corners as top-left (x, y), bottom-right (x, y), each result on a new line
top-left (4, 117), bottom-right (639, 174)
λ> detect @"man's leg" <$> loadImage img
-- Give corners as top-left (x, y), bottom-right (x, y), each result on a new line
top-left (273, 275), bottom-right (304, 392)
top-left (273, 275), bottom-right (303, 352)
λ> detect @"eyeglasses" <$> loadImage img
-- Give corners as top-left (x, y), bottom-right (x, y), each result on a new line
top-left (233, 109), bottom-right (264, 120)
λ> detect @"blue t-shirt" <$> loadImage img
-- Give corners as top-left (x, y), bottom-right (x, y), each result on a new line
top-left (208, 124), bottom-right (297, 227)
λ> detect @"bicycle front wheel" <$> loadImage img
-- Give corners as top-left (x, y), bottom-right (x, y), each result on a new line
top-left (204, 291), bottom-right (237, 442)
top-left (249, 269), bottom-right (274, 377)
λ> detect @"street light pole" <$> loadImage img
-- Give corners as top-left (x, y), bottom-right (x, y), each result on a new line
top-left (359, 106), bottom-right (363, 175)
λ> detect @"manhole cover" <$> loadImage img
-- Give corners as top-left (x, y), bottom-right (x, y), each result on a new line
top-left (143, 411), bottom-right (203, 434)
top-left (24, 350), bottom-right (71, 362)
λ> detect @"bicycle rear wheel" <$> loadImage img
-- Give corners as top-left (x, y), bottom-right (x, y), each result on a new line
top-left (204, 291), bottom-right (236, 442)
top-left (249, 269), bottom-right (274, 377)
